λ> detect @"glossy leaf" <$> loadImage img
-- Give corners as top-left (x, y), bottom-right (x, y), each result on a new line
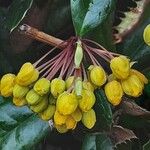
top-left (4, 0), bottom-right (33, 32)
top-left (70, 0), bottom-right (114, 36)
top-left (0, 96), bottom-right (50, 149)
top-left (94, 89), bottom-right (112, 130)
top-left (82, 133), bottom-right (113, 150)
top-left (143, 140), bottom-right (150, 150)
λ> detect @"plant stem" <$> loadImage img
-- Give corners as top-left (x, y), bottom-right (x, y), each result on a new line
top-left (19, 24), bottom-right (67, 48)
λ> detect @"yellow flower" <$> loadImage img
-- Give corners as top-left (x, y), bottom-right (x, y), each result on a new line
top-left (13, 97), bottom-right (27, 107)
top-left (26, 89), bottom-right (42, 105)
top-left (65, 115), bottom-right (77, 129)
top-left (55, 124), bottom-right (68, 133)
top-left (110, 56), bottom-right (130, 79)
top-left (105, 80), bottom-right (123, 106)
top-left (121, 74), bottom-right (144, 97)
top-left (0, 73), bottom-right (16, 97)
top-left (79, 89), bottom-right (96, 112)
top-left (83, 81), bottom-right (94, 92)
top-left (130, 69), bottom-right (148, 84)
top-left (51, 78), bottom-right (66, 97)
top-left (30, 95), bottom-right (48, 113)
top-left (143, 24), bottom-right (150, 46)
top-left (13, 84), bottom-right (29, 98)
top-left (56, 92), bottom-right (78, 115)
top-left (66, 76), bottom-right (74, 89)
top-left (54, 110), bottom-right (67, 125)
top-left (39, 105), bottom-right (56, 121)
top-left (16, 63), bottom-right (39, 86)
top-left (71, 108), bottom-right (82, 122)
top-left (89, 65), bottom-right (107, 86)
top-left (82, 109), bottom-right (96, 129)
top-left (34, 78), bottom-right (50, 96)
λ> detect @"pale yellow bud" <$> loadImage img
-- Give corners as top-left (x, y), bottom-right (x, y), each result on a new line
top-left (54, 110), bottom-right (67, 125)
top-left (110, 56), bottom-right (130, 79)
top-left (13, 84), bottom-right (29, 98)
top-left (39, 105), bottom-right (56, 121)
top-left (79, 89), bottom-right (95, 112)
top-left (26, 89), bottom-right (42, 105)
top-left (55, 124), bottom-right (68, 133)
top-left (105, 80), bottom-right (123, 106)
top-left (82, 109), bottom-right (96, 129)
top-left (130, 69), bottom-right (148, 84)
top-left (30, 96), bottom-right (48, 113)
top-left (34, 78), bottom-right (50, 96)
top-left (89, 65), bottom-right (106, 86)
top-left (65, 115), bottom-right (77, 129)
top-left (16, 63), bottom-right (39, 86)
top-left (143, 24), bottom-right (150, 46)
top-left (56, 92), bottom-right (78, 115)
top-left (71, 108), bottom-right (82, 122)
top-left (66, 76), bottom-right (74, 89)
top-left (13, 97), bottom-right (27, 107)
top-left (121, 74), bottom-right (144, 97)
top-left (0, 73), bottom-right (16, 97)
top-left (51, 78), bottom-right (66, 98)
top-left (83, 81), bottom-right (94, 92)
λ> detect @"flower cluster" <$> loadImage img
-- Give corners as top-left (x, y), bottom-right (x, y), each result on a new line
top-left (105, 56), bottom-right (148, 106)
top-left (0, 37), bottom-right (148, 133)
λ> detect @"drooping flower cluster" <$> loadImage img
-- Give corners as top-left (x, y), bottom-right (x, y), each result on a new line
top-left (0, 37), bottom-right (148, 133)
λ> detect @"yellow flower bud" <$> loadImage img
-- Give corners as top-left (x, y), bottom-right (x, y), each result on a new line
top-left (130, 69), bottom-right (148, 84)
top-left (13, 84), bottom-right (29, 98)
top-left (83, 81), bottom-right (94, 92)
top-left (34, 78), bottom-right (50, 96)
top-left (104, 80), bottom-right (123, 106)
top-left (89, 65), bottom-right (106, 86)
top-left (54, 110), bottom-right (67, 125)
top-left (65, 115), bottom-right (77, 129)
top-left (110, 56), bottom-right (130, 79)
top-left (56, 92), bottom-right (78, 115)
top-left (30, 96), bottom-right (48, 113)
top-left (82, 109), bottom-right (96, 129)
top-left (143, 24), bottom-right (150, 46)
top-left (51, 78), bottom-right (66, 97)
top-left (16, 63), bottom-right (39, 86)
top-left (121, 74), bottom-right (144, 97)
top-left (55, 124), bottom-right (68, 133)
top-left (66, 76), bottom-right (74, 90)
top-left (26, 89), bottom-right (42, 105)
top-left (71, 108), bottom-right (82, 122)
top-left (39, 105), bottom-right (56, 121)
top-left (79, 89), bottom-right (95, 112)
top-left (13, 97), bottom-right (27, 107)
top-left (107, 74), bottom-right (116, 82)
top-left (0, 73), bottom-right (16, 97)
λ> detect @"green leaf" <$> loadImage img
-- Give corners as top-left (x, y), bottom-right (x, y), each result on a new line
top-left (0, 96), bottom-right (50, 150)
top-left (82, 133), bottom-right (113, 150)
top-left (94, 89), bottom-right (112, 130)
top-left (70, 0), bottom-right (114, 36)
top-left (143, 140), bottom-right (150, 150)
top-left (4, 0), bottom-right (33, 32)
